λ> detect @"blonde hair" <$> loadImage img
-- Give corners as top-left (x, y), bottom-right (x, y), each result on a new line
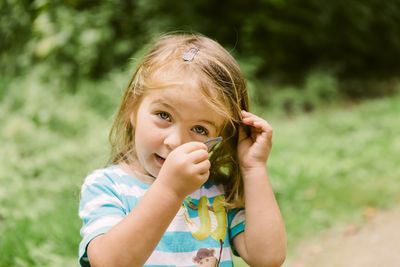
top-left (109, 33), bottom-right (249, 209)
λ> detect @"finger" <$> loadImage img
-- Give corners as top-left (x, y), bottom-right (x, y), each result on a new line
top-left (241, 110), bottom-right (268, 123)
top-left (241, 110), bottom-right (261, 119)
top-left (194, 159), bottom-right (211, 175)
top-left (197, 169), bottom-right (210, 182)
top-left (243, 119), bottom-right (271, 137)
top-left (187, 148), bottom-right (209, 164)
top-left (252, 120), bottom-right (273, 133)
top-left (242, 112), bottom-right (264, 125)
top-left (177, 141), bottom-right (208, 153)
top-left (238, 125), bottom-right (250, 142)
top-left (241, 110), bottom-right (264, 126)
top-left (241, 111), bottom-right (272, 133)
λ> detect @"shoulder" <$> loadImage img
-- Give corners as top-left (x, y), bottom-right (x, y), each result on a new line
top-left (81, 165), bottom-right (124, 187)
top-left (80, 165), bottom-right (149, 200)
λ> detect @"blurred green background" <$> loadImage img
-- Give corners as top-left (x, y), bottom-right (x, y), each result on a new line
top-left (1, 0), bottom-right (399, 266)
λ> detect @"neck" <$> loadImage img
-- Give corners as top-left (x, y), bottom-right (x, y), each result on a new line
top-left (118, 162), bottom-right (156, 185)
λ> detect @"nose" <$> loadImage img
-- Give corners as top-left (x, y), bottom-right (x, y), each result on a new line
top-left (163, 129), bottom-right (186, 151)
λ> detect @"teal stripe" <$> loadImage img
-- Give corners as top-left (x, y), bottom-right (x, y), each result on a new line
top-left (79, 225), bottom-right (112, 265)
top-left (156, 232), bottom-right (230, 253)
top-left (81, 207), bottom-right (125, 225)
top-left (78, 165), bottom-right (238, 267)
top-left (80, 177), bottom-right (146, 208)
top-left (144, 261), bottom-right (233, 267)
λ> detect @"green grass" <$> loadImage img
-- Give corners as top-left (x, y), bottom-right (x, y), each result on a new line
top-left (268, 95), bottom-right (400, 246)
top-left (235, 93), bottom-right (400, 266)
top-left (1, 69), bottom-right (399, 266)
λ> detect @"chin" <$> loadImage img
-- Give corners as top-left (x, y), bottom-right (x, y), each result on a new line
top-left (144, 165), bottom-right (159, 178)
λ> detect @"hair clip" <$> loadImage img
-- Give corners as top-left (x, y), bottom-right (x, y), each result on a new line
top-left (204, 136), bottom-right (223, 151)
top-left (182, 46), bottom-right (200, 61)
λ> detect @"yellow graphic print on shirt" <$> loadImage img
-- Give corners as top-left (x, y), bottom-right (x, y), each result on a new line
top-left (182, 195), bottom-right (227, 241)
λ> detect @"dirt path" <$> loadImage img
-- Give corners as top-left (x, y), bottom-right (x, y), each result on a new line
top-left (287, 205), bottom-right (400, 267)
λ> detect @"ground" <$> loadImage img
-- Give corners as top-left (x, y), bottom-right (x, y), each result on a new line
top-left (287, 204), bottom-right (400, 267)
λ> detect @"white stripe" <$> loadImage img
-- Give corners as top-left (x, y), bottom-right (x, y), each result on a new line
top-left (81, 169), bottom-right (107, 193)
top-left (81, 167), bottom-right (128, 193)
top-left (230, 209), bottom-right (245, 229)
top-left (112, 167), bottom-right (127, 177)
top-left (79, 194), bottom-right (124, 218)
top-left (188, 184), bottom-right (225, 199)
top-left (144, 246), bottom-right (232, 265)
top-left (166, 207), bottom-right (200, 232)
top-left (82, 215), bottom-right (123, 237)
top-left (111, 183), bottom-right (146, 197)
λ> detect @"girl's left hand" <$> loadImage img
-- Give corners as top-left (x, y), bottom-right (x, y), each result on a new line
top-left (238, 110), bottom-right (273, 171)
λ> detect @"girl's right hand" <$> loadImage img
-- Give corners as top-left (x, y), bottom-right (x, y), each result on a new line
top-left (157, 142), bottom-right (210, 199)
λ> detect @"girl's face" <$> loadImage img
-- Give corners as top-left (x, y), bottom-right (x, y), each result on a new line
top-left (131, 85), bottom-right (225, 178)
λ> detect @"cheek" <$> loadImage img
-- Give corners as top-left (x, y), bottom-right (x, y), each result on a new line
top-left (135, 129), bottom-right (155, 150)
top-left (135, 120), bottom-right (163, 149)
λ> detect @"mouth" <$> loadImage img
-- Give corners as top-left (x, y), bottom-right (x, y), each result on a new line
top-left (155, 154), bottom-right (166, 165)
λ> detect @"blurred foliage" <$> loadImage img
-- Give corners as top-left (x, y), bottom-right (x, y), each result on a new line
top-left (2, 2), bottom-right (400, 266)
top-left (0, 67), bottom-right (399, 266)
top-left (2, 0), bottom-right (400, 98)
top-left (0, 66), bottom-right (116, 266)
top-left (267, 93), bottom-right (400, 250)
top-left (249, 70), bottom-right (340, 115)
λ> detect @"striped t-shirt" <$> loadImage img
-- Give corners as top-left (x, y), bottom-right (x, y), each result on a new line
top-left (78, 165), bottom-right (245, 267)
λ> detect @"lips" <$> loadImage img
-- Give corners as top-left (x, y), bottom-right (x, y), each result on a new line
top-left (155, 154), bottom-right (166, 165)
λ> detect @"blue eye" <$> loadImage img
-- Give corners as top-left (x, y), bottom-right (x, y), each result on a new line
top-left (158, 112), bottom-right (170, 121)
top-left (193, 126), bottom-right (208, 136)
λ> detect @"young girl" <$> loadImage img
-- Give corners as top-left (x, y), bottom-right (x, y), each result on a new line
top-left (79, 34), bottom-right (286, 267)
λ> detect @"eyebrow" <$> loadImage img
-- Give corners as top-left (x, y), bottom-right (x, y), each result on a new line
top-left (152, 100), bottom-right (174, 110)
top-left (152, 99), bottom-right (219, 131)
top-left (199, 119), bottom-right (218, 132)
